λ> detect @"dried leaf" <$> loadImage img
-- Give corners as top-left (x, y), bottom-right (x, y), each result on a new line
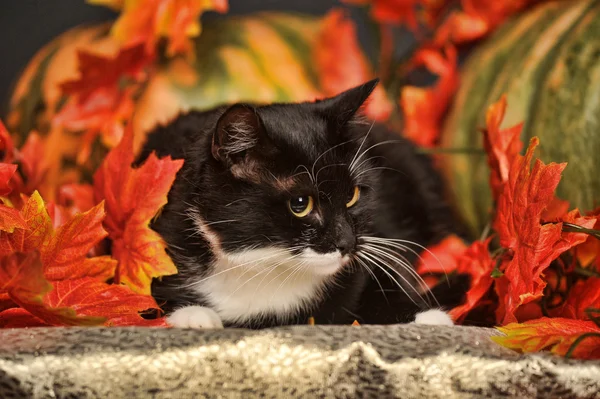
top-left (449, 238), bottom-right (495, 321)
top-left (482, 95), bottom-right (523, 201)
top-left (493, 317), bottom-right (600, 360)
top-left (314, 9), bottom-right (393, 121)
top-left (493, 138), bottom-right (597, 324)
top-left (94, 124), bottom-right (183, 294)
top-left (416, 234), bottom-right (467, 275)
top-left (109, 0), bottom-right (229, 56)
top-left (400, 46), bottom-right (459, 147)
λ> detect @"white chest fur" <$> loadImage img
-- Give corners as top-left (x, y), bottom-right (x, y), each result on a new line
top-left (192, 247), bottom-right (333, 324)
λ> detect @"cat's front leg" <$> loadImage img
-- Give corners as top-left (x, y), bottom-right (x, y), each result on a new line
top-left (167, 306), bottom-right (224, 329)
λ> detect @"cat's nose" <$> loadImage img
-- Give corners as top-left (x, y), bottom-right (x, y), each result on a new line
top-left (335, 234), bottom-right (356, 256)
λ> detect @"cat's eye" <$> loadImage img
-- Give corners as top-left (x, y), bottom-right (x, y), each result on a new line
top-left (346, 186), bottom-right (360, 208)
top-left (288, 195), bottom-right (314, 217)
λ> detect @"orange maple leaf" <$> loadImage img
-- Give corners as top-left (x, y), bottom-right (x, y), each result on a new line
top-left (0, 252), bottom-right (166, 327)
top-left (314, 9), bottom-right (393, 122)
top-left (482, 95), bottom-right (523, 201)
top-left (493, 138), bottom-right (597, 324)
top-left (493, 317), bottom-right (600, 360)
top-left (342, 0), bottom-right (421, 30)
top-left (416, 234), bottom-right (467, 275)
top-left (448, 238), bottom-right (494, 321)
top-left (553, 278), bottom-right (600, 321)
top-left (94, 124), bottom-right (183, 295)
top-left (55, 44), bottom-right (152, 164)
top-left (0, 251), bottom-right (104, 327)
top-left (105, 0), bottom-right (229, 56)
top-left (400, 46), bottom-right (459, 147)
top-left (0, 191), bottom-right (116, 282)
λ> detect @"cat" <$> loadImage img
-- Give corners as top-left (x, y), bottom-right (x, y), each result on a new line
top-left (137, 79), bottom-right (468, 329)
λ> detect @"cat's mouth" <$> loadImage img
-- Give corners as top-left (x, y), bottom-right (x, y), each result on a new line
top-left (299, 248), bottom-right (352, 276)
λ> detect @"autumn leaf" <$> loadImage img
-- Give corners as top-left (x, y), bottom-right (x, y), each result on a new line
top-left (0, 251), bottom-right (104, 327)
top-left (0, 164), bottom-right (16, 196)
top-left (449, 238), bottom-right (495, 321)
top-left (493, 138), bottom-right (597, 324)
top-left (94, 124), bottom-right (183, 295)
top-left (553, 278), bottom-right (600, 321)
top-left (41, 278), bottom-right (167, 327)
top-left (342, 0), bottom-right (420, 30)
top-left (56, 44), bottom-right (152, 164)
top-left (106, 0), bottom-right (229, 56)
top-left (574, 207), bottom-right (600, 269)
top-left (493, 318), bottom-right (600, 360)
top-left (42, 202), bottom-right (116, 282)
top-left (482, 95), bottom-right (523, 201)
top-left (416, 234), bottom-right (467, 275)
top-left (0, 191), bottom-right (53, 257)
top-left (0, 121), bottom-right (15, 163)
top-left (314, 9), bottom-right (393, 122)
top-left (400, 46), bottom-right (459, 147)
top-left (17, 132), bottom-right (49, 194)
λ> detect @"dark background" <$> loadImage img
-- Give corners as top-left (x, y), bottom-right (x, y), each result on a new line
top-left (0, 0), bottom-right (344, 114)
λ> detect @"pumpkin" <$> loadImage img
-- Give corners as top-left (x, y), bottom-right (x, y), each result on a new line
top-left (441, 0), bottom-right (600, 237)
top-left (7, 11), bottom-right (392, 199)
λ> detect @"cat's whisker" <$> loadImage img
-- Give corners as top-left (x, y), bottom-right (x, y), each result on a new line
top-left (315, 163), bottom-right (348, 184)
top-left (353, 256), bottom-right (389, 305)
top-left (362, 236), bottom-right (449, 281)
top-left (252, 252), bottom-right (304, 296)
top-left (350, 139), bottom-right (405, 174)
top-left (311, 139), bottom-right (355, 182)
top-left (355, 251), bottom-right (421, 308)
top-left (358, 248), bottom-right (426, 307)
top-left (232, 248), bottom-right (303, 285)
top-left (359, 243), bottom-right (438, 308)
top-left (351, 155), bottom-right (386, 175)
top-left (355, 166), bottom-right (407, 178)
top-left (178, 249), bottom-right (296, 289)
top-left (269, 260), bottom-right (309, 303)
top-left (348, 121), bottom-right (376, 173)
top-left (225, 254), bottom-right (303, 302)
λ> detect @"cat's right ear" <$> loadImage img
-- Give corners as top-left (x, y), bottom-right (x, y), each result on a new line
top-left (212, 104), bottom-right (265, 164)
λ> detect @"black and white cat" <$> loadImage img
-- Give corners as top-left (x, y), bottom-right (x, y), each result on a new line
top-left (138, 79), bottom-right (467, 329)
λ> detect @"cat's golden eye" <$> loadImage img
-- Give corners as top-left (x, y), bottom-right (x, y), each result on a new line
top-left (288, 195), bottom-right (314, 217)
top-left (346, 186), bottom-right (360, 208)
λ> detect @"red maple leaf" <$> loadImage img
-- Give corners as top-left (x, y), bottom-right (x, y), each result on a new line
top-left (493, 317), bottom-right (600, 360)
top-left (94, 124), bottom-right (183, 295)
top-left (416, 234), bottom-right (467, 275)
top-left (342, 0), bottom-right (421, 30)
top-left (400, 45), bottom-right (459, 147)
top-left (493, 138), bottom-right (597, 324)
top-left (56, 44), bottom-right (153, 164)
top-left (0, 252), bottom-right (167, 327)
top-left (449, 238), bottom-right (495, 321)
top-left (482, 95), bottom-right (523, 201)
top-left (314, 9), bottom-right (393, 121)
top-left (553, 278), bottom-right (600, 321)
top-left (0, 121), bottom-right (15, 163)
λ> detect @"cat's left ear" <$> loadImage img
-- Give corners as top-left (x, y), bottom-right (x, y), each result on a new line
top-left (316, 78), bottom-right (379, 125)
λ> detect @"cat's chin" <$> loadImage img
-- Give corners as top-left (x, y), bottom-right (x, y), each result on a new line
top-left (300, 248), bottom-right (350, 276)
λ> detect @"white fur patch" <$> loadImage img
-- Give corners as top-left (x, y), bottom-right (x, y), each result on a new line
top-left (191, 246), bottom-right (347, 325)
top-left (413, 309), bottom-right (454, 326)
top-left (167, 306), bottom-right (224, 329)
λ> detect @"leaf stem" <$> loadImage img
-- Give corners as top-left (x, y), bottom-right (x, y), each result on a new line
top-left (563, 223), bottom-right (600, 240)
top-left (417, 147), bottom-right (486, 155)
top-left (565, 332), bottom-right (600, 358)
top-left (574, 267), bottom-right (600, 278)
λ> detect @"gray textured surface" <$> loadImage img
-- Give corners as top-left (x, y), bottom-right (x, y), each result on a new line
top-left (0, 325), bottom-right (599, 398)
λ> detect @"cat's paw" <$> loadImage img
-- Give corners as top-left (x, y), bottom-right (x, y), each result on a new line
top-left (413, 309), bottom-right (454, 326)
top-left (167, 306), bottom-right (224, 329)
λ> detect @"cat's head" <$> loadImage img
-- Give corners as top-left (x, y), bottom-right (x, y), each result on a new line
top-left (192, 79), bottom-right (381, 276)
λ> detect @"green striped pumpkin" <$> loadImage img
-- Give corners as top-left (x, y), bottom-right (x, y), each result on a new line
top-left (441, 0), bottom-right (600, 237)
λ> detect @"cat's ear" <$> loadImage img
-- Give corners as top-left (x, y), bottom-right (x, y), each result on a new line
top-left (317, 78), bottom-right (379, 125)
top-left (212, 105), bottom-right (276, 180)
top-left (213, 104), bottom-right (264, 162)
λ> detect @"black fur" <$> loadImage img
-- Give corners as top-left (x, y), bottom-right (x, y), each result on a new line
top-left (138, 79), bottom-right (468, 328)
